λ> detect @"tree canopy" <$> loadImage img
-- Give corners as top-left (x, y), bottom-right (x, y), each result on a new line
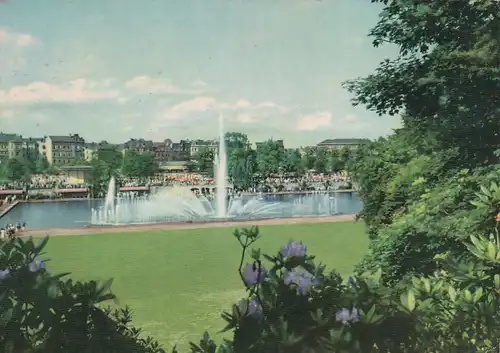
top-left (344, 0), bottom-right (500, 283)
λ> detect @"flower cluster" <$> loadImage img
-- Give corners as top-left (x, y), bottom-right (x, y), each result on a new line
top-left (242, 262), bottom-right (267, 286)
top-left (283, 267), bottom-right (319, 295)
top-left (280, 241), bottom-right (307, 258)
top-left (335, 307), bottom-right (359, 325)
top-left (0, 258), bottom-right (45, 283)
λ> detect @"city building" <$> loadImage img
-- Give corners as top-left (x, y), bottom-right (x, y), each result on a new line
top-left (121, 138), bottom-right (154, 154)
top-left (41, 134), bottom-right (86, 165)
top-left (189, 139), bottom-right (218, 158)
top-left (170, 139), bottom-right (191, 161)
top-left (84, 142), bottom-right (99, 162)
top-left (316, 138), bottom-right (370, 151)
top-left (8, 137), bottom-right (42, 160)
top-left (0, 133), bottom-right (42, 161)
top-left (0, 133), bottom-right (20, 160)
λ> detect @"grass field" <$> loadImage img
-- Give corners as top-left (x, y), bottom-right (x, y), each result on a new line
top-left (44, 221), bottom-right (368, 350)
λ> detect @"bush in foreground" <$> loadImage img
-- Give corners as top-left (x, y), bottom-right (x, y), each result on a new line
top-left (179, 222), bottom-right (500, 353)
top-left (0, 236), bottom-right (164, 353)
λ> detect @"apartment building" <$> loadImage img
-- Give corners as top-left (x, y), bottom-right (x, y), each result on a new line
top-left (0, 133), bottom-right (19, 160)
top-left (0, 133), bottom-right (41, 161)
top-left (121, 138), bottom-right (191, 164)
top-left (316, 138), bottom-right (370, 151)
top-left (41, 134), bottom-right (86, 165)
top-left (170, 139), bottom-right (191, 161)
top-left (121, 138), bottom-right (154, 154)
top-left (189, 139), bottom-right (218, 157)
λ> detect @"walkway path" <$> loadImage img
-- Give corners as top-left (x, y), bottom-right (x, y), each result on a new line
top-left (21, 214), bottom-right (356, 237)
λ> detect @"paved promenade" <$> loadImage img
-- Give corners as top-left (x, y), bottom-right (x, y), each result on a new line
top-left (21, 214), bottom-right (356, 237)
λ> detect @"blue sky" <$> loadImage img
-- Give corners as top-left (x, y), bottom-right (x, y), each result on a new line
top-left (0, 0), bottom-right (400, 147)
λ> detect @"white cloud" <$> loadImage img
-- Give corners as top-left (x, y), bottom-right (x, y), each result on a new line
top-left (0, 29), bottom-right (38, 74)
top-left (0, 79), bottom-right (120, 105)
top-left (125, 75), bottom-right (204, 95)
top-left (159, 96), bottom-right (286, 121)
top-left (0, 29), bottom-right (37, 47)
top-left (149, 96), bottom-right (288, 134)
top-left (295, 111), bottom-right (332, 131)
top-left (295, 112), bottom-right (363, 132)
top-left (237, 113), bottom-right (257, 124)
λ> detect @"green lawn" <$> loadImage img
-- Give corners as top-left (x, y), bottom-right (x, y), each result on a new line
top-left (44, 221), bottom-right (368, 350)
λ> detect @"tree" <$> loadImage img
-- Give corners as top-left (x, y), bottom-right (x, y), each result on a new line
top-left (87, 159), bottom-right (111, 197)
top-left (1, 158), bottom-right (28, 182)
top-left (342, 0), bottom-right (500, 283)
top-left (327, 149), bottom-right (343, 173)
top-left (229, 147), bottom-right (257, 189)
top-left (280, 148), bottom-right (304, 175)
top-left (256, 140), bottom-right (285, 177)
top-left (225, 132), bottom-right (250, 151)
top-left (34, 154), bottom-right (50, 174)
top-left (313, 148), bottom-right (328, 174)
top-left (97, 143), bottom-right (123, 171)
top-left (190, 147), bottom-right (215, 175)
top-left (121, 151), bottom-right (158, 179)
top-left (343, 0), bottom-right (500, 167)
top-left (301, 147), bottom-right (316, 171)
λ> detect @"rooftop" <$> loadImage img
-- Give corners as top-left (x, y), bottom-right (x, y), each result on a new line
top-left (49, 134), bottom-right (85, 143)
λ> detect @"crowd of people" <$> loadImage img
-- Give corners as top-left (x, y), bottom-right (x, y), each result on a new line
top-left (0, 171), bottom-right (352, 201)
top-left (0, 221), bottom-right (27, 239)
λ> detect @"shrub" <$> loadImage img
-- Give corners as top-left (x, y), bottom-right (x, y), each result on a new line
top-left (175, 221), bottom-right (500, 353)
top-left (0, 236), bottom-right (165, 353)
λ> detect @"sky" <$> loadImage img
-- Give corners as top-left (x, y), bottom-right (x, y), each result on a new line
top-left (0, 0), bottom-right (401, 148)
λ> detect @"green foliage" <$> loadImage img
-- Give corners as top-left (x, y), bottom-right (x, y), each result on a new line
top-left (0, 236), bottom-right (164, 353)
top-left (255, 140), bottom-right (285, 177)
top-left (343, 0), bottom-right (500, 167)
top-left (96, 144), bottom-right (123, 171)
top-left (191, 147), bottom-right (215, 176)
top-left (122, 150), bottom-right (158, 179)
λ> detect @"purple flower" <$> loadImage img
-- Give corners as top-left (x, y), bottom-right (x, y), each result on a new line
top-left (28, 259), bottom-right (45, 273)
top-left (336, 307), bottom-right (359, 325)
top-left (0, 269), bottom-right (10, 281)
top-left (238, 298), bottom-right (263, 320)
top-left (283, 267), bottom-right (318, 295)
top-left (280, 241), bottom-right (307, 258)
top-left (242, 262), bottom-right (267, 286)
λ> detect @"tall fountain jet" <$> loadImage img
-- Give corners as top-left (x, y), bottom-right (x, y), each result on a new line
top-left (103, 176), bottom-right (116, 222)
top-left (215, 114), bottom-right (228, 218)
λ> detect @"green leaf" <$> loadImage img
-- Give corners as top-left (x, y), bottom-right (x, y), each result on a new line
top-left (448, 286), bottom-right (457, 302)
top-left (480, 185), bottom-right (492, 198)
top-left (464, 289), bottom-right (473, 302)
top-left (400, 290), bottom-right (416, 312)
top-left (487, 242), bottom-right (497, 260)
top-left (364, 305), bottom-right (377, 323)
top-left (473, 288), bottom-right (483, 303)
top-left (494, 274), bottom-right (500, 289)
top-left (422, 278), bottom-right (431, 293)
top-left (470, 235), bottom-right (485, 251)
top-left (98, 278), bottom-right (114, 295)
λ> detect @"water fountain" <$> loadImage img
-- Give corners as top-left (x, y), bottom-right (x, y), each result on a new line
top-left (215, 114), bottom-right (228, 218)
top-left (90, 115), bottom-right (342, 225)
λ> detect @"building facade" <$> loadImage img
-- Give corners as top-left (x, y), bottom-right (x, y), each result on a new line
top-left (42, 134), bottom-right (86, 165)
top-left (0, 133), bottom-right (42, 161)
top-left (189, 139), bottom-right (218, 158)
